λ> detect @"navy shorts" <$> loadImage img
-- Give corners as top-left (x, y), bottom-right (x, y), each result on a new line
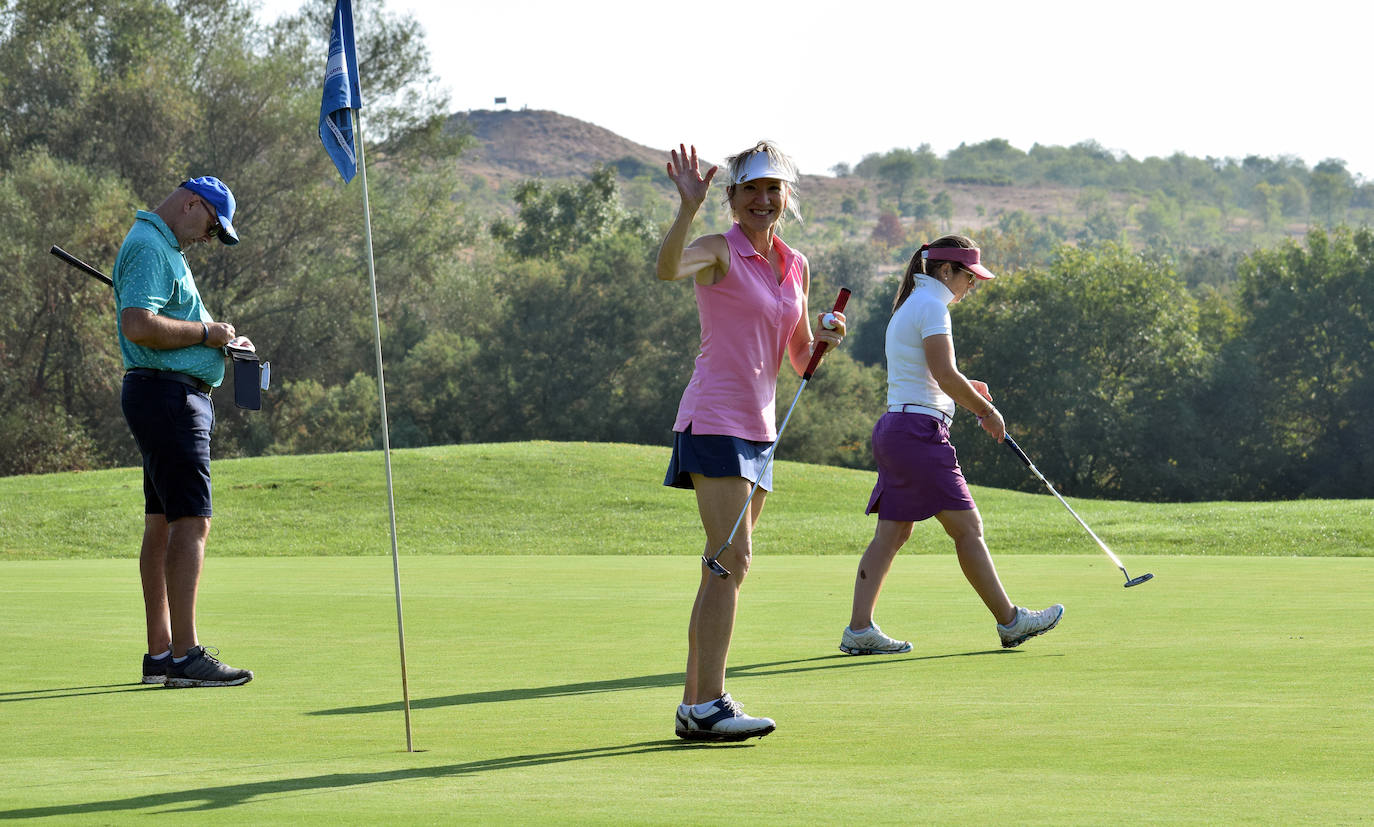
top-left (121, 373), bottom-right (215, 522)
top-left (663, 425), bottom-right (774, 492)
top-left (866, 412), bottom-right (975, 522)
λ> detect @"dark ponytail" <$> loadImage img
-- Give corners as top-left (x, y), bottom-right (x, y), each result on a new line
top-left (890, 234), bottom-right (979, 314)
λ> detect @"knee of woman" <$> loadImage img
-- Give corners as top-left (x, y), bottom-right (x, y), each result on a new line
top-left (942, 518), bottom-right (984, 544)
top-left (727, 542), bottom-right (753, 571)
top-left (708, 546), bottom-right (752, 579)
top-left (874, 520), bottom-right (914, 549)
top-left (705, 539), bottom-right (752, 572)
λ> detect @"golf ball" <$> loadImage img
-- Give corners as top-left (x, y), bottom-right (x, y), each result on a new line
top-left (821, 312), bottom-right (838, 330)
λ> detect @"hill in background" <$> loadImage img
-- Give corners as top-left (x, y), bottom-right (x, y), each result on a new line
top-left (446, 108), bottom-right (1361, 254)
top-left (447, 108), bottom-right (1075, 236)
top-left (450, 109), bottom-right (665, 187)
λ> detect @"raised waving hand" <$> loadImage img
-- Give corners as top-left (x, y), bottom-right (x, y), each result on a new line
top-left (667, 143), bottom-right (718, 210)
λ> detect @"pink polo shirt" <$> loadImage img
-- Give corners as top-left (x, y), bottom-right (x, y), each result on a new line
top-left (672, 223), bottom-right (807, 442)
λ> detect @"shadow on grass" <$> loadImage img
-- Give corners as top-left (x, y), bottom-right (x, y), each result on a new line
top-left (0, 684), bottom-right (158, 703)
top-left (310, 650), bottom-right (1009, 716)
top-left (0, 739), bottom-right (734, 819)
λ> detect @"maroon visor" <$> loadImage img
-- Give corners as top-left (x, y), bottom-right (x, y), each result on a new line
top-left (922, 247), bottom-right (996, 279)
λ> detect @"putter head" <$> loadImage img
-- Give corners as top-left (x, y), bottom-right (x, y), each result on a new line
top-left (1123, 572), bottom-right (1154, 588)
top-left (702, 554), bottom-right (731, 579)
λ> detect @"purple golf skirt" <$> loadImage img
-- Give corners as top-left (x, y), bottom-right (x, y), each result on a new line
top-left (866, 412), bottom-right (975, 521)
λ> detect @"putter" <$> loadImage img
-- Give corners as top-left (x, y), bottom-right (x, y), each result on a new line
top-left (703, 287), bottom-right (851, 579)
top-left (1002, 434), bottom-right (1154, 588)
top-left (50, 245), bottom-right (113, 286)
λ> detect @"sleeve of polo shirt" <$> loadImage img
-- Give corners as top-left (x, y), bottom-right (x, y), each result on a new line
top-left (116, 244), bottom-right (174, 314)
top-left (917, 300), bottom-right (953, 341)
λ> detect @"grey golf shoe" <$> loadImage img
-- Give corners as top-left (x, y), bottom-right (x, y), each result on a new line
top-left (839, 623), bottom-right (913, 655)
top-left (165, 645), bottom-right (253, 688)
top-left (675, 693), bottom-right (775, 742)
top-left (997, 604), bottom-right (1064, 648)
top-left (141, 652), bottom-right (169, 685)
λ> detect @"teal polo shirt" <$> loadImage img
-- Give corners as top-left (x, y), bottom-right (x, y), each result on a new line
top-left (113, 210), bottom-right (225, 387)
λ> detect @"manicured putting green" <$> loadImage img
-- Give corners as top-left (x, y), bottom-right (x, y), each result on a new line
top-left (2, 554), bottom-right (1370, 823)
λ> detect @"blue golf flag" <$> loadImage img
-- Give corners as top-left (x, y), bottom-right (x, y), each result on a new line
top-left (319, 0), bottom-right (361, 182)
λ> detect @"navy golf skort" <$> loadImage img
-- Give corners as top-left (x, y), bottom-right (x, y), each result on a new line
top-left (664, 425), bottom-right (774, 492)
top-left (866, 411), bottom-right (975, 522)
top-left (121, 372), bottom-right (216, 522)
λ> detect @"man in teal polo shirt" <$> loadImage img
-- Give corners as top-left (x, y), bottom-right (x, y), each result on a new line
top-left (115, 176), bottom-right (254, 688)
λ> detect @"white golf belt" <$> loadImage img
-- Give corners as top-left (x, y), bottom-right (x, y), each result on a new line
top-left (887, 403), bottom-right (953, 426)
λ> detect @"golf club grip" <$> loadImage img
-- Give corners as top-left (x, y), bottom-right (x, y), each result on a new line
top-left (50, 245), bottom-right (113, 286)
top-left (1003, 434), bottom-right (1033, 468)
top-left (802, 287), bottom-right (851, 380)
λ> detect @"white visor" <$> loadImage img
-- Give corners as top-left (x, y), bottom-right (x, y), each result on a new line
top-left (733, 151), bottom-right (797, 184)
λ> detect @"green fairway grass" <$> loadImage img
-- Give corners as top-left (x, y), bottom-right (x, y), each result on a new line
top-left (2, 443), bottom-right (1372, 823)
top-left (2, 441), bottom-right (1372, 559)
top-left (1, 555), bottom-right (1371, 824)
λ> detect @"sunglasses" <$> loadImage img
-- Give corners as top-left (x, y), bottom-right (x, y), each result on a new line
top-left (194, 198), bottom-right (221, 237)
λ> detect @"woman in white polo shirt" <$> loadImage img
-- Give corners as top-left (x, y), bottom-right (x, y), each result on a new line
top-left (838, 234), bottom-right (1064, 656)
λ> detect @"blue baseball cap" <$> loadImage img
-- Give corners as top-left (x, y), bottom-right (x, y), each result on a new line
top-left (180, 176), bottom-right (239, 245)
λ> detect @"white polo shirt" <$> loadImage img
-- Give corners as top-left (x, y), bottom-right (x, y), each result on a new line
top-left (885, 275), bottom-right (956, 419)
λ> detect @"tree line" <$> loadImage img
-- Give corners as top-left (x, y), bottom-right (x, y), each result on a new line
top-left (812, 142), bottom-right (1374, 285)
top-left (2, 0), bottom-right (1370, 502)
top-left (843, 140), bottom-right (1373, 230)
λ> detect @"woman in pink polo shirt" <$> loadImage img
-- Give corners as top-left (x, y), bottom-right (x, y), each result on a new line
top-left (656, 141), bottom-right (844, 742)
top-left (837, 234), bottom-right (1064, 658)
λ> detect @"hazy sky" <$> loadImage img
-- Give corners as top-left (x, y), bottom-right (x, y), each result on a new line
top-left (258, 0), bottom-right (1374, 180)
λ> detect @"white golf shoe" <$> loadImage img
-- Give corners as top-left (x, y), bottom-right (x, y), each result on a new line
top-left (997, 604), bottom-right (1064, 648)
top-left (675, 693), bottom-right (775, 742)
top-left (839, 623), bottom-right (913, 655)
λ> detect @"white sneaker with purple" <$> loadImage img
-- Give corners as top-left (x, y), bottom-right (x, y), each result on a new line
top-left (839, 623), bottom-right (913, 655)
top-left (997, 604), bottom-right (1064, 648)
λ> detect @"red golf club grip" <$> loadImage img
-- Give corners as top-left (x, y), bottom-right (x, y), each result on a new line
top-left (803, 287), bottom-right (850, 379)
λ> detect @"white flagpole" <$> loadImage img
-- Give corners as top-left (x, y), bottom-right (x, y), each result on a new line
top-left (352, 105), bottom-right (415, 753)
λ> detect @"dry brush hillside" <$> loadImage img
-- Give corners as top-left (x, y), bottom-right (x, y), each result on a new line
top-left (447, 108), bottom-right (1089, 233)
